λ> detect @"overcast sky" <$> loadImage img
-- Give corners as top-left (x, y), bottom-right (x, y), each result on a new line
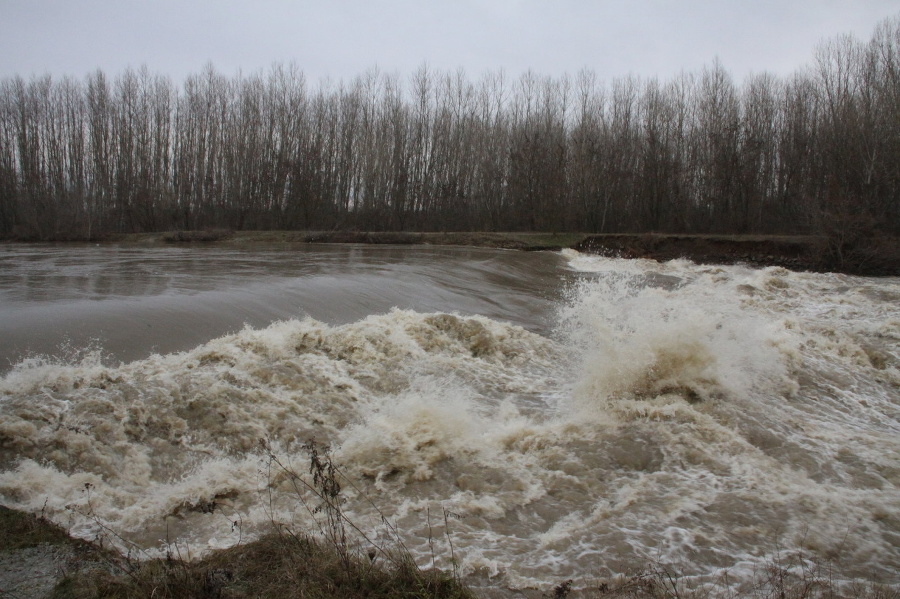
top-left (2, 1), bottom-right (898, 86)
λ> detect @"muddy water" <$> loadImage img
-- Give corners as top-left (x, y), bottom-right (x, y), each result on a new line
top-left (0, 243), bottom-right (566, 369)
top-left (1, 244), bottom-right (898, 594)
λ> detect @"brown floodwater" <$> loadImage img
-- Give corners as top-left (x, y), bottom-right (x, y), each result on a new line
top-left (0, 243), bottom-right (568, 371)
top-left (1, 244), bottom-right (898, 594)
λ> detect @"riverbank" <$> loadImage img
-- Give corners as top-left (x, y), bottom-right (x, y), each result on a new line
top-left (89, 230), bottom-right (899, 276)
top-left (115, 230), bottom-right (588, 251)
top-left (575, 233), bottom-right (899, 276)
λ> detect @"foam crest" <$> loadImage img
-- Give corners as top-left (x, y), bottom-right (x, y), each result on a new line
top-left (0, 309), bottom-right (558, 546)
top-left (338, 377), bottom-right (489, 483)
top-left (558, 263), bottom-right (793, 421)
top-left (548, 254), bottom-right (900, 583)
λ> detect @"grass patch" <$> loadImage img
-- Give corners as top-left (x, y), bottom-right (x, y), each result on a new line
top-left (117, 229), bottom-right (590, 251)
top-left (162, 229), bottom-right (234, 243)
top-left (0, 504), bottom-right (74, 551)
top-left (54, 532), bottom-right (473, 599)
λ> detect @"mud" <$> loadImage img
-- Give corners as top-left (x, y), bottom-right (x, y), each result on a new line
top-left (573, 233), bottom-right (900, 277)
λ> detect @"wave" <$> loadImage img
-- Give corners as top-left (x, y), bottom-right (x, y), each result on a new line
top-left (1, 253), bottom-right (898, 590)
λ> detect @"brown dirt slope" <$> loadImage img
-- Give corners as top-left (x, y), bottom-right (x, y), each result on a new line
top-left (573, 233), bottom-right (900, 277)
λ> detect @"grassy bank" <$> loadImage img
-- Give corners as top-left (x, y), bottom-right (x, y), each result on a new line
top-left (0, 506), bottom-right (474, 599)
top-left (113, 229), bottom-right (588, 251)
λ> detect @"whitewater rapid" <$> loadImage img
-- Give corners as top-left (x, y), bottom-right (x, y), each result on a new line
top-left (1, 247), bottom-right (898, 592)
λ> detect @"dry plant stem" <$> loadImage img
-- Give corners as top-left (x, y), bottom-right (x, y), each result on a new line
top-left (427, 506), bottom-right (437, 572)
top-left (261, 440), bottom-right (400, 567)
top-left (72, 483), bottom-right (147, 579)
top-left (443, 507), bottom-right (460, 582)
top-left (324, 446), bottom-right (417, 560)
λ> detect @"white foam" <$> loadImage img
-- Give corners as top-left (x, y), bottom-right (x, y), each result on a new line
top-left (2, 255), bottom-right (899, 590)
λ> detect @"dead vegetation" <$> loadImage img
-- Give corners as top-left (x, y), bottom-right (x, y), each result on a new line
top-left (48, 531), bottom-right (471, 599)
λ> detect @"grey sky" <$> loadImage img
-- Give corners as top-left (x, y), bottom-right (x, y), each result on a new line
top-left (1, 1), bottom-right (898, 86)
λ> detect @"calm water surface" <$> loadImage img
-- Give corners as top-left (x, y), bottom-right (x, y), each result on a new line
top-left (0, 243), bottom-right (567, 370)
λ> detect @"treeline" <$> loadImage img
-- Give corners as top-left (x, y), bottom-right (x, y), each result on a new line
top-left (1, 16), bottom-right (899, 240)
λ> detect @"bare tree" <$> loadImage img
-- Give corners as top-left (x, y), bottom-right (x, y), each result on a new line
top-left (2, 15), bottom-right (898, 239)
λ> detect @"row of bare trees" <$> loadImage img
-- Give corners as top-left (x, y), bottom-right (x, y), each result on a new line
top-left (1, 16), bottom-right (898, 240)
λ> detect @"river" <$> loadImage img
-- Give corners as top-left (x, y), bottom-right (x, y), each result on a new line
top-left (0, 243), bottom-right (898, 594)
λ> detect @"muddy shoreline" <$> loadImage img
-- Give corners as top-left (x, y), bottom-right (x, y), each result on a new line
top-left (573, 233), bottom-right (900, 277)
